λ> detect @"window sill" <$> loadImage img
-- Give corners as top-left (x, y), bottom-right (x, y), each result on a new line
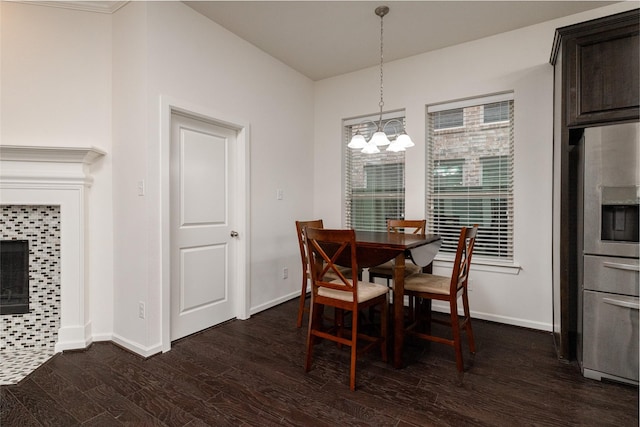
top-left (433, 255), bottom-right (521, 275)
top-left (434, 126), bottom-right (465, 133)
top-left (479, 120), bottom-right (509, 128)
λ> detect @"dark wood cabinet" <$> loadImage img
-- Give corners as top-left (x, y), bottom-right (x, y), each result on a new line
top-left (568, 32), bottom-right (639, 125)
top-left (550, 9), bottom-right (640, 361)
top-left (553, 10), bottom-right (640, 128)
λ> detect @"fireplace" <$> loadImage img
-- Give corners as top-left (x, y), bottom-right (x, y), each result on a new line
top-left (0, 240), bottom-right (29, 315)
top-left (0, 205), bottom-right (61, 353)
top-left (0, 145), bottom-right (104, 354)
top-left (0, 145), bottom-right (104, 385)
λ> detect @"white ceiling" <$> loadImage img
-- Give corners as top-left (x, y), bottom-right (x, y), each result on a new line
top-left (184, 1), bottom-right (617, 81)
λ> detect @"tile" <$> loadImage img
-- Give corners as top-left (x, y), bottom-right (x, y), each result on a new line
top-left (0, 349), bottom-right (54, 385)
top-left (0, 205), bottom-right (60, 385)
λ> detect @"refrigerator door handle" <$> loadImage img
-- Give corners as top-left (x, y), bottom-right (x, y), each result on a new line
top-left (603, 297), bottom-right (640, 310)
top-left (603, 261), bottom-right (640, 272)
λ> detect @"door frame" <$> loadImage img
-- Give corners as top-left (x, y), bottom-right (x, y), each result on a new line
top-left (160, 96), bottom-right (251, 352)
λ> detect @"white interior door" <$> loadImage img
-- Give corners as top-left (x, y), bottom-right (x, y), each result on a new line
top-left (170, 112), bottom-right (237, 341)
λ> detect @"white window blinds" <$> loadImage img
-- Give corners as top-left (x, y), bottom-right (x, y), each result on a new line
top-left (344, 113), bottom-right (406, 232)
top-left (427, 93), bottom-right (514, 260)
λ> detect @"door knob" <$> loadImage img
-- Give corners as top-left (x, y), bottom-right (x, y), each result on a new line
top-left (230, 231), bottom-right (239, 238)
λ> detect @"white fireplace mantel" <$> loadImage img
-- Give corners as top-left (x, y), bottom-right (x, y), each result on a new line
top-left (0, 145), bottom-right (106, 352)
top-left (0, 145), bottom-right (105, 163)
top-left (0, 145), bottom-right (106, 186)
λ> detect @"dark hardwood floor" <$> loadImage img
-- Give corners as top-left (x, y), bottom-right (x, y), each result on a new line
top-left (2, 298), bottom-right (638, 426)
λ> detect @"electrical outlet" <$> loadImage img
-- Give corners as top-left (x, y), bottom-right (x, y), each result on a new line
top-left (138, 302), bottom-right (145, 319)
top-left (282, 267), bottom-right (288, 279)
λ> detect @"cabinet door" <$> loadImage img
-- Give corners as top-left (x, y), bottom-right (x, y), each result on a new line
top-left (566, 18), bottom-right (639, 127)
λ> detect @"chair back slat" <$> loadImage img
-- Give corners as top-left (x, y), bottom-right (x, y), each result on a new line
top-left (296, 220), bottom-right (324, 272)
top-left (310, 240), bottom-right (352, 287)
top-left (450, 225), bottom-right (478, 294)
top-left (306, 228), bottom-right (358, 296)
top-left (387, 219), bottom-right (426, 235)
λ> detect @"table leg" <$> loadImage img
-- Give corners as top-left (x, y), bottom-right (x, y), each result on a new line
top-left (393, 253), bottom-right (405, 368)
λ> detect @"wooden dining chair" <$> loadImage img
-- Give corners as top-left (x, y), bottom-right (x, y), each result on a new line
top-left (295, 220), bottom-right (354, 328)
top-left (368, 219), bottom-right (427, 285)
top-left (304, 227), bottom-right (389, 391)
top-left (403, 225), bottom-right (478, 374)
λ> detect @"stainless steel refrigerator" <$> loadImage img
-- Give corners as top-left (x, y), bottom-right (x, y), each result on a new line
top-left (579, 122), bottom-right (639, 385)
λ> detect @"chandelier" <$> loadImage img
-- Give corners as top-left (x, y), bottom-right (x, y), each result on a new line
top-left (348, 5), bottom-right (415, 154)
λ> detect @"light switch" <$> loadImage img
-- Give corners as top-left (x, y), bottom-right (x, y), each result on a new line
top-left (137, 180), bottom-right (145, 196)
top-left (276, 189), bottom-right (284, 200)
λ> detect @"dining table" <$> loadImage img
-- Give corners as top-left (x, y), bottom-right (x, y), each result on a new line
top-left (342, 230), bottom-right (442, 368)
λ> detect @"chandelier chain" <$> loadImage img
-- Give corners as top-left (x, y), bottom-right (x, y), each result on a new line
top-left (347, 5), bottom-right (414, 153)
top-left (378, 8), bottom-right (385, 128)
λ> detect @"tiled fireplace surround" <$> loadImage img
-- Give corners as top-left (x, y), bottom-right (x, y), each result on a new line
top-left (0, 145), bottom-right (104, 384)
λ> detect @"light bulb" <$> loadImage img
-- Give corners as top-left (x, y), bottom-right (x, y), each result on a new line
top-left (361, 140), bottom-right (381, 154)
top-left (386, 140), bottom-right (406, 152)
top-left (396, 133), bottom-right (414, 148)
top-left (371, 131), bottom-right (390, 146)
top-left (347, 134), bottom-right (367, 149)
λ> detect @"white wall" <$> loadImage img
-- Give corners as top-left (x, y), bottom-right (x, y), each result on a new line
top-left (2, 0), bottom-right (314, 356)
top-left (0, 2), bottom-right (114, 338)
top-left (111, 1), bottom-right (315, 353)
top-left (111, 1), bottom-right (151, 352)
top-left (313, 2), bottom-right (637, 331)
top-left (146, 1), bottom-right (315, 312)
top-left (2, 0), bottom-right (635, 356)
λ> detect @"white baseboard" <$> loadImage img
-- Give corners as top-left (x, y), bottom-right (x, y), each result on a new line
top-left (54, 293), bottom-right (548, 357)
top-left (54, 337), bottom-right (92, 353)
top-left (54, 328), bottom-right (163, 358)
top-left (250, 291), bottom-right (300, 316)
top-left (111, 333), bottom-right (163, 358)
top-left (55, 324), bottom-right (92, 353)
top-left (431, 302), bottom-right (552, 331)
top-left (91, 333), bottom-right (113, 342)
top-left (250, 293), bottom-right (551, 332)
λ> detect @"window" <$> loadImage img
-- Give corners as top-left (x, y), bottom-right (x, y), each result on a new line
top-left (434, 108), bottom-right (464, 129)
top-left (483, 101), bottom-right (510, 124)
top-left (434, 159), bottom-right (464, 190)
top-left (344, 113), bottom-right (406, 232)
top-left (427, 94), bottom-right (514, 260)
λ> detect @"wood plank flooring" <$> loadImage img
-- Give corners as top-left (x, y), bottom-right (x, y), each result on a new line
top-left (1, 298), bottom-right (638, 426)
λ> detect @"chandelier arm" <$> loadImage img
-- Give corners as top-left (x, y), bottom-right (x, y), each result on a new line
top-left (362, 119), bottom-right (379, 129)
top-left (350, 119), bottom-right (376, 139)
top-left (382, 118), bottom-right (404, 135)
